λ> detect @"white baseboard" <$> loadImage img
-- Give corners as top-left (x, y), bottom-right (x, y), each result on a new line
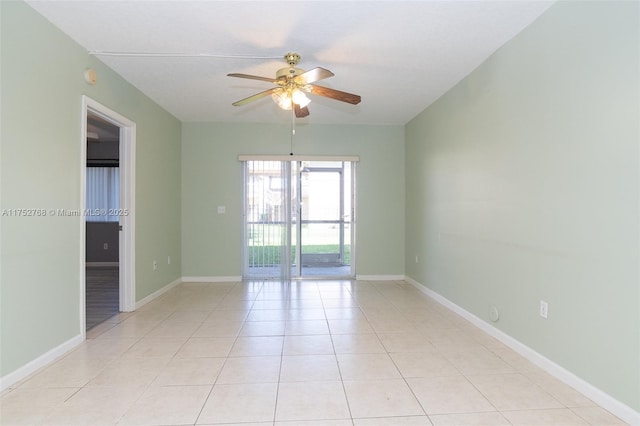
top-left (404, 276), bottom-right (640, 426)
top-left (134, 276), bottom-right (242, 311)
top-left (182, 275), bottom-right (404, 283)
top-left (0, 276), bottom-right (237, 393)
top-left (356, 274), bottom-right (405, 281)
top-left (135, 277), bottom-right (182, 310)
top-left (0, 334), bottom-right (84, 392)
top-left (181, 276), bottom-right (242, 283)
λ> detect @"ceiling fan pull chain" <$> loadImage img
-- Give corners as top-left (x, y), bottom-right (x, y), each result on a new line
top-left (290, 106), bottom-right (296, 156)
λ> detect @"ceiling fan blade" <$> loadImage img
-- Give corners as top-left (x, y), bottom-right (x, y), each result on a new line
top-left (309, 85), bottom-right (361, 105)
top-left (294, 103), bottom-right (310, 118)
top-left (232, 88), bottom-right (279, 106)
top-left (227, 73), bottom-right (277, 83)
top-left (294, 67), bottom-right (334, 85)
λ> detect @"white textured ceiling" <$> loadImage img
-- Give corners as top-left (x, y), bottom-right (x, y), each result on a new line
top-left (26, 0), bottom-right (554, 125)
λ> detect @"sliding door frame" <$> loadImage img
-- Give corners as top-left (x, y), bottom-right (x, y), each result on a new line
top-left (240, 155), bottom-right (358, 280)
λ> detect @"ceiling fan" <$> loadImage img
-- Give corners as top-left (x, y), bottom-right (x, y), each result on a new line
top-left (228, 52), bottom-right (361, 118)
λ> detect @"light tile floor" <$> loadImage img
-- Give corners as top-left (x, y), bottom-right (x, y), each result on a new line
top-left (1, 280), bottom-right (628, 425)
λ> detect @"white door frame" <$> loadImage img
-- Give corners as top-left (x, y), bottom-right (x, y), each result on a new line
top-left (80, 95), bottom-right (136, 336)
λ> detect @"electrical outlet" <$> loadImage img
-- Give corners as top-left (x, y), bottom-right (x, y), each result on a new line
top-left (539, 300), bottom-right (549, 319)
top-left (103, 243), bottom-right (108, 250)
top-left (153, 260), bottom-right (158, 271)
top-left (415, 255), bottom-right (419, 263)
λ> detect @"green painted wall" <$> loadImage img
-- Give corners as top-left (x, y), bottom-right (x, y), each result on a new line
top-left (181, 122), bottom-right (405, 278)
top-left (3, 0), bottom-right (638, 415)
top-left (405, 0), bottom-right (639, 412)
top-left (1, 1), bottom-right (182, 376)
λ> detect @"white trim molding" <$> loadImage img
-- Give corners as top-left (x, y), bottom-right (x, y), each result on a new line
top-left (404, 275), bottom-right (640, 426)
top-left (135, 277), bottom-right (182, 310)
top-left (182, 276), bottom-right (242, 283)
top-left (356, 274), bottom-right (405, 281)
top-left (135, 277), bottom-right (242, 310)
top-left (81, 95), bottom-right (137, 325)
top-left (0, 334), bottom-right (84, 392)
top-left (1, 276), bottom-right (238, 392)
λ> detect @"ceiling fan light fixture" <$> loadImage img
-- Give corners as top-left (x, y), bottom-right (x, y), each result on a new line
top-left (271, 90), bottom-right (292, 110)
top-left (291, 89), bottom-right (311, 108)
top-left (271, 88), bottom-right (310, 110)
top-left (229, 52), bottom-right (360, 117)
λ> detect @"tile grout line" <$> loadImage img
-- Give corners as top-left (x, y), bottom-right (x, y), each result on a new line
top-left (192, 280), bottom-right (262, 426)
top-left (323, 283), bottom-right (357, 426)
top-left (365, 283), bottom-right (434, 423)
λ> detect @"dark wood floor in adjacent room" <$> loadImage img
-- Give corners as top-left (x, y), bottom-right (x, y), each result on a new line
top-left (85, 266), bottom-right (119, 330)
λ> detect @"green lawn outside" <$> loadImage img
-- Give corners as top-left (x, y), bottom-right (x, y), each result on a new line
top-left (248, 244), bottom-right (351, 266)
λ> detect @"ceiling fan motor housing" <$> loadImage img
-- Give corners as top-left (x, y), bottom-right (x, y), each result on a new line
top-left (276, 67), bottom-right (304, 79)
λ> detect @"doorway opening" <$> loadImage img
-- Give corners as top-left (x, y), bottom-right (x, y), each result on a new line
top-left (85, 112), bottom-right (120, 330)
top-left (81, 96), bottom-right (136, 335)
top-left (243, 159), bottom-right (356, 279)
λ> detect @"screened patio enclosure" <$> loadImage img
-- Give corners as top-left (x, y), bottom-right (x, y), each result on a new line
top-left (242, 158), bottom-right (356, 280)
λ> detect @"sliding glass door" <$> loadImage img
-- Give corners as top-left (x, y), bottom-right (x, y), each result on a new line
top-left (244, 160), bottom-right (293, 280)
top-left (298, 161), bottom-right (352, 277)
top-left (243, 159), bottom-right (355, 279)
